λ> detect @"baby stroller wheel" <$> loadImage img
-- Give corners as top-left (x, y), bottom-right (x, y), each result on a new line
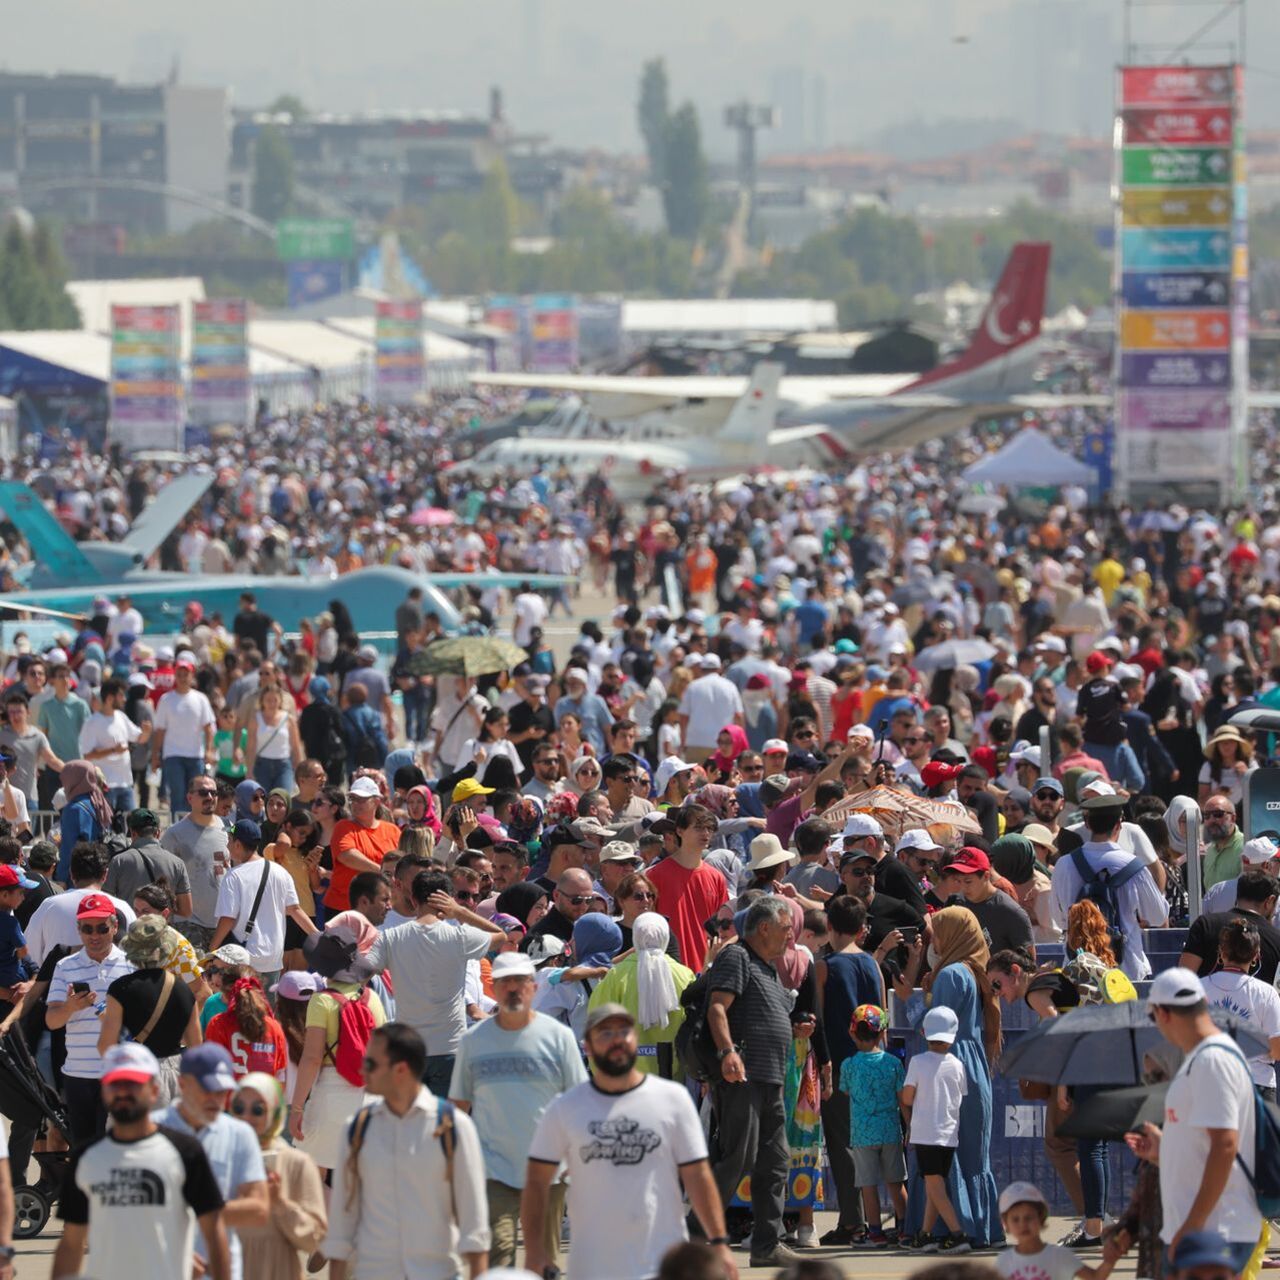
top-left (14, 1183), bottom-right (50, 1238)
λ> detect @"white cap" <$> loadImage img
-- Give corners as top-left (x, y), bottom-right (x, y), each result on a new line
top-left (895, 829), bottom-right (942, 855)
top-left (654, 757), bottom-right (694, 796)
top-left (841, 813), bottom-right (884, 840)
top-left (699, 653), bottom-right (722, 671)
top-left (998, 1181), bottom-right (1049, 1215)
top-left (1147, 968), bottom-right (1205, 1009)
top-left (1079, 778), bottom-right (1117, 800)
top-left (1242, 836), bottom-right (1280, 866)
top-left (564, 667), bottom-right (589, 685)
top-left (762, 739), bottom-right (789, 755)
top-left (686, 608), bottom-right (707, 624)
top-left (490, 952), bottom-right (537, 980)
top-left (349, 776), bottom-right (382, 798)
top-left (1034, 634), bottom-right (1067, 653)
top-left (847, 724), bottom-right (875, 742)
top-left (599, 840), bottom-right (641, 863)
top-left (1011, 745), bottom-right (1042, 769)
top-left (1112, 663), bottom-right (1144, 684)
top-left (921, 1006), bottom-right (959, 1044)
top-left (1096, 637), bottom-right (1124, 654)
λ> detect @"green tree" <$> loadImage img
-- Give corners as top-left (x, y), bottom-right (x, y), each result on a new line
top-left (662, 103), bottom-right (709, 239)
top-left (0, 221), bottom-right (77, 329)
top-left (266, 93), bottom-right (308, 120)
top-left (637, 59), bottom-right (670, 187)
top-left (251, 125), bottom-right (295, 225)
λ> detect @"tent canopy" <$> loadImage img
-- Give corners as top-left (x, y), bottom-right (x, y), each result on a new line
top-left (961, 427), bottom-right (1096, 488)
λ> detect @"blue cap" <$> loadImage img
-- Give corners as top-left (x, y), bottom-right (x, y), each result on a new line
top-left (231, 819), bottom-right (261, 848)
top-left (180, 1043), bottom-right (237, 1092)
top-left (1033, 776), bottom-right (1064, 797)
top-left (785, 751), bottom-right (824, 774)
top-left (1170, 1231), bottom-right (1240, 1273)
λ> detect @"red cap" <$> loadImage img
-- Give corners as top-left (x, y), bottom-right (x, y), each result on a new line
top-left (76, 892), bottom-right (116, 920)
top-left (921, 761), bottom-right (964, 789)
top-left (1085, 651), bottom-right (1113, 673)
top-left (0, 865), bottom-right (21, 890)
top-left (175, 658), bottom-right (196, 671)
top-left (946, 846), bottom-right (991, 876)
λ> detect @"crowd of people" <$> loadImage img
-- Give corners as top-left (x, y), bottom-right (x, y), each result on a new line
top-left (0, 393), bottom-right (1274, 1280)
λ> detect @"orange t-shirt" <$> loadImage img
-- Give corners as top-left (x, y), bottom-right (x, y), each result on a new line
top-left (324, 818), bottom-right (401, 910)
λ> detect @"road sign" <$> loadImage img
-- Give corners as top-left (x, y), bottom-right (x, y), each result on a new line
top-left (1119, 309), bottom-right (1230, 351)
top-left (1121, 147), bottom-right (1230, 187)
top-left (276, 217), bottom-right (355, 262)
top-left (1121, 187), bottom-right (1231, 227)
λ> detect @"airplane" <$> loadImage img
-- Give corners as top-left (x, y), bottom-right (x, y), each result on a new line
top-left (470, 242), bottom-right (1058, 452)
top-left (447, 362), bottom-right (866, 497)
top-left (0, 480), bottom-right (570, 641)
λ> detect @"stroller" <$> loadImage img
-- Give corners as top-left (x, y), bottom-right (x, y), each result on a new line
top-left (0, 1028), bottom-right (71, 1238)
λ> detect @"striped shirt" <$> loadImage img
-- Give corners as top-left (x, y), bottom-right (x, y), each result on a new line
top-left (49, 946), bottom-right (134, 1078)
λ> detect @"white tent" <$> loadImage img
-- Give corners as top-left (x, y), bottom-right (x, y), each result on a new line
top-left (961, 428), bottom-right (1097, 488)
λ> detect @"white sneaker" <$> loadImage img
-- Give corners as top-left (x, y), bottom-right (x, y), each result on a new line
top-left (795, 1227), bottom-right (817, 1249)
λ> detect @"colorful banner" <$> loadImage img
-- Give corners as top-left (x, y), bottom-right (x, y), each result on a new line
top-left (374, 300), bottom-right (425, 405)
top-left (190, 299), bottom-right (249, 429)
top-left (483, 295), bottom-right (528, 370)
top-left (110, 304), bottom-right (182, 453)
top-left (287, 260), bottom-right (345, 309)
top-left (1114, 63), bottom-right (1245, 501)
top-left (529, 294), bottom-right (579, 372)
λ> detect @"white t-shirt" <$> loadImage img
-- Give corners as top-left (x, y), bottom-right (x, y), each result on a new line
top-left (513, 592), bottom-right (548, 647)
top-left (79, 710), bottom-right (142, 790)
top-left (459, 736), bottom-right (525, 779)
top-left (1160, 1033), bottom-right (1261, 1244)
top-left (997, 1243), bottom-right (1083, 1280)
top-left (154, 689), bottom-right (216, 759)
top-left (677, 676), bottom-right (744, 750)
top-left (904, 1049), bottom-right (968, 1147)
top-left (214, 859), bottom-right (299, 973)
top-left (529, 1076), bottom-right (708, 1280)
top-left (1199, 972), bottom-right (1280, 1086)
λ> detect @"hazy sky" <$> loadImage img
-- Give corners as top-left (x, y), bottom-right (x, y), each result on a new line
top-left (3, 0), bottom-right (1272, 157)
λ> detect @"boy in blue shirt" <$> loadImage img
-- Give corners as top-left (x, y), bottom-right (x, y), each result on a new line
top-left (0, 863), bottom-right (31, 1005)
top-left (838, 1003), bottom-right (906, 1248)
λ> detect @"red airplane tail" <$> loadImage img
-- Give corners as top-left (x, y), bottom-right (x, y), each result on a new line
top-left (907, 241), bottom-right (1051, 389)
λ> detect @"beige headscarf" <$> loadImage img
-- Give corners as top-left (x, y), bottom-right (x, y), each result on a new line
top-left (926, 906), bottom-right (1002, 1061)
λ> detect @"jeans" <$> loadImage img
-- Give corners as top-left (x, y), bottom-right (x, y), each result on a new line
top-left (1083, 740), bottom-right (1146, 794)
top-left (711, 1079), bottom-right (789, 1255)
top-left (253, 757), bottom-right (295, 795)
top-left (62, 1075), bottom-right (107, 1148)
top-left (161, 756), bottom-right (206, 809)
top-left (403, 687), bottom-right (432, 744)
top-left (106, 785), bottom-right (135, 818)
top-left (422, 1054), bottom-right (455, 1098)
top-left (820, 1085), bottom-right (866, 1230)
top-left (1077, 1137), bottom-right (1109, 1221)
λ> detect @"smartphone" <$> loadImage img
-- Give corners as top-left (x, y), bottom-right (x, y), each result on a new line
top-left (703, 916), bottom-right (719, 942)
top-left (898, 926), bottom-right (919, 947)
top-left (69, 981), bottom-right (91, 996)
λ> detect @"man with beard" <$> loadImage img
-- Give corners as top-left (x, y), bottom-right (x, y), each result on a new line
top-left (1029, 776), bottom-right (1066, 838)
top-left (523, 1003), bottom-right (735, 1280)
top-left (54, 1043), bottom-right (229, 1280)
top-left (450, 952), bottom-right (586, 1269)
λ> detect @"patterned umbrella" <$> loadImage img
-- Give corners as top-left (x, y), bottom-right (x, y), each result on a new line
top-left (406, 636), bottom-right (529, 678)
top-left (821, 785), bottom-right (982, 839)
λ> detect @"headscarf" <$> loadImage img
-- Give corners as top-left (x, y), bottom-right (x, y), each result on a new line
top-left (506, 796), bottom-right (544, 844)
top-left (1164, 795), bottom-right (1199, 859)
top-left (308, 675), bottom-right (331, 703)
top-left (325, 910), bottom-right (379, 954)
top-left (927, 905), bottom-right (1001, 1060)
top-left (990, 834), bottom-right (1037, 886)
top-left (235, 779), bottom-right (265, 820)
top-left (571, 912), bottom-right (623, 968)
top-left (775, 897), bottom-right (811, 992)
top-left (495, 882), bottom-right (548, 927)
top-left (405, 784), bottom-right (442, 839)
top-left (382, 747), bottom-right (416, 796)
top-left (707, 724), bottom-right (750, 774)
top-left (689, 784), bottom-right (735, 820)
top-left (568, 755), bottom-right (601, 795)
top-left (633, 912), bottom-right (680, 1029)
top-left (60, 761), bottom-right (113, 831)
top-left (235, 1071), bottom-right (286, 1144)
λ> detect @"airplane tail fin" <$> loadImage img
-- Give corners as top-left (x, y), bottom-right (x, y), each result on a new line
top-left (718, 362), bottom-right (783, 444)
top-left (908, 241), bottom-right (1050, 389)
top-left (0, 483), bottom-right (101, 587)
top-left (125, 471), bottom-right (215, 565)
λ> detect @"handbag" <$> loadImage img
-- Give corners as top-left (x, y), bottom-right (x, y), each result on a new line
top-left (226, 861), bottom-right (272, 948)
top-left (133, 971), bottom-right (176, 1046)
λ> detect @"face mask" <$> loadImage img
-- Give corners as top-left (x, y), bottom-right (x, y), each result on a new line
top-left (927, 944), bottom-right (940, 968)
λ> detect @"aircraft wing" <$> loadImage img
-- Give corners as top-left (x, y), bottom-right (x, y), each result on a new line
top-left (471, 372), bottom-right (748, 422)
top-left (425, 571), bottom-right (573, 590)
top-left (0, 483), bottom-right (101, 587)
top-left (125, 471), bottom-right (215, 563)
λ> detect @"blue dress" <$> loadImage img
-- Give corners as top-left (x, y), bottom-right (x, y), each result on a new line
top-left (911, 963), bottom-right (1003, 1246)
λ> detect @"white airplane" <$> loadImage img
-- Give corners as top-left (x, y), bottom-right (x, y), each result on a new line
top-left (447, 362), bottom-right (858, 498)
top-left (472, 243), bottom-right (1065, 452)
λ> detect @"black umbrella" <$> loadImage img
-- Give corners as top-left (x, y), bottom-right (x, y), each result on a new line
top-left (1054, 1083), bottom-right (1169, 1142)
top-left (997, 1002), bottom-right (1269, 1087)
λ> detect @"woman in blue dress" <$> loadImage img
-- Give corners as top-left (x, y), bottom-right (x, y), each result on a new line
top-left (894, 905), bottom-right (1003, 1247)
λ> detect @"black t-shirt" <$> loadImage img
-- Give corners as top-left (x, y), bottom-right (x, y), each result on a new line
top-left (522, 905), bottom-right (575, 951)
top-left (233, 610), bottom-right (272, 653)
top-left (864, 892), bottom-right (925, 953)
top-left (965, 889), bottom-right (1035, 955)
top-left (1183, 906), bottom-right (1280, 984)
top-left (16, 875), bottom-right (55, 929)
top-left (875, 856), bottom-right (927, 916)
top-left (107, 968), bottom-right (196, 1059)
top-left (965, 790), bottom-right (1000, 843)
top-left (1026, 969), bottom-right (1080, 1012)
top-left (1077, 677), bottom-right (1125, 746)
top-left (508, 700), bottom-right (555, 770)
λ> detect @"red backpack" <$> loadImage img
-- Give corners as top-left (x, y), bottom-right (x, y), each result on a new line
top-left (324, 988), bottom-right (377, 1087)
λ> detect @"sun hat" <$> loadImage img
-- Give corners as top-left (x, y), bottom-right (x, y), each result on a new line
top-left (747, 833), bottom-right (795, 872)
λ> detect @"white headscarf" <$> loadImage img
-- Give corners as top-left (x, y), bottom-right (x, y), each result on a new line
top-left (1164, 795), bottom-right (1199, 859)
top-left (633, 912), bottom-right (680, 1030)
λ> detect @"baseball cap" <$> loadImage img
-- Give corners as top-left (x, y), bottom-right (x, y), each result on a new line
top-left (599, 840), bottom-right (640, 863)
top-left (490, 952), bottom-right (537, 980)
top-left (202, 944), bottom-right (252, 969)
top-left (271, 971), bottom-right (325, 1001)
top-left (0, 866), bottom-right (21, 890)
top-left (922, 1006), bottom-right (959, 1044)
top-left (1085, 651), bottom-right (1113, 673)
top-left (453, 778), bottom-right (495, 803)
top-left (1170, 1231), bottom-right (1241, 1274)
top-left (895, 829), bottom-right (942, 855)
top-left (358, 643), bottom-right (379, 662)
top-left (568, 818), bottom-right (612, 847)
top-left (564, 667), bottom-right (589, 685)
top-left (762, 739), bottom-right (788, 755)
top-left (998, 1181), bottom-right (1049, 1216)
top-left (1033, 634), bottom-right (1067, 653)
top-left (653, 757), bottom-right (694, 796)
top-left (76, 892), bottom-right (116, 920)
top-left (699, 653), bottom-right (722, 671)
top-left (524, 674), bottom-right (549, 694)
top-left (1033, 776), bottom-right (1065, 797)
top-left (785, 751), bottom-right (823, 774)
top-left (231, 819), bottom-right (261, 848)
top-left (920, 761), bottom-right (963, 790)
top-left (175, 657), bottom-right (196, 672)
top-left (102, 1042), bottom-right (160, 1086)
top-left (26, 841), bottom-right (57, 870)
top-left (841, 813), bottom-right (884, 840)
top-left (1147, 968), bottom-right (1206, 1010)
top-left (127, 807), bottom-right (160, 832)
top-left (584, 1002), bottom-right (636, 1035)
top-left (349, 776), bottom-right (382, 799)
top-left (947, 846), bottom-right (991, 875)
top-left (852, 1003), bottom-right (886, 1033)
top-left (847, 724), bottom-right (876, 743)
top-left (760, 773), bottom-right (792, 806)
top-left (1242, 836), bottom-right (1280, 866)
top-left (1011, 745), bottom-right (1042, 769)
top-left (180, 1043), bottom-right (237, 1091)
top-left (1080, 782), bottom-right (1130, 809)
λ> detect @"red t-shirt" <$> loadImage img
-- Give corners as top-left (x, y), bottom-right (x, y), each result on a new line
top-left (648, 857), bottom-right (728, 974)
top-left (205, 1011), bottom-right (289, 1082)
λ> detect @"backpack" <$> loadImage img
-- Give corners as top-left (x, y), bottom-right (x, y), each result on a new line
top-left (1059, 951), bottom-right (1136, 1006)
top-left (345, 1096), bottom-right (456, 1215)
top-left (1069, 847), bottom-right (1145, 965)
top-left (323, 987), bottom-right (377, 1087)
top-left (342, 709), bottom-right (382, 769)
top-left (673, 967), bottom-right (722, 1084)
top-left (1195, 1040), bottom-right (1280, 1217)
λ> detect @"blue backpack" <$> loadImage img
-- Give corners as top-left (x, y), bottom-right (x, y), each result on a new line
top-left (1069, 848), bottom-right (1145, 965)
top-left (1196, 1040), bottom-right (1280, 1217)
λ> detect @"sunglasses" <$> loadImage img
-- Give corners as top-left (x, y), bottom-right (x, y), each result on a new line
top-left (453, 891), bottom-right (479, 903)
top-left (716, 919), bottom-right (735, 932)
top-left (842, 866), bottom-right (874, 877)
top-left (989, 977), bottom-right (1005, 994)
top-left (562, 894), bottom-right (595, 906)
top-left (1205, 809), bottom-right (1233, 817)
top-left (629, 891), bottom-right (656, 902)
top-left (794, 731), bottom-right (817, 740)
top-left (231, 1100), bottom-right (268, 1118)
top-left (909, 855), bottom-right (940, 869)
top-left (903, 735), bottom-right (926, 744)
top-left (1034, 790), bottom-right (1059, 800)
top-left (192, 790), bottom-right (217, 799)
top-left (204, 966), bottom-right (223, 978)
top-left (78, 922), bottom-right (111, 934)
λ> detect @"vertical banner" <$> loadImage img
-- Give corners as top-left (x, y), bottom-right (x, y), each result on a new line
top-left (483, 295), bottom-right (527, 370)
top-left (109, 304), bottom-right (183, 453)
top-left (190, 299), bottom-right (250, 429)
top-left (1114, 64), bottom-right (1244, 499)
top-left (374, 300), bottom-right (425, 405)
top-left (529, 294), bottom-right (579, 371)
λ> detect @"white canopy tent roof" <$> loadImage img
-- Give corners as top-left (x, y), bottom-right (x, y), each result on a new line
top-left (961, 427), bottom-right (1097, 488)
